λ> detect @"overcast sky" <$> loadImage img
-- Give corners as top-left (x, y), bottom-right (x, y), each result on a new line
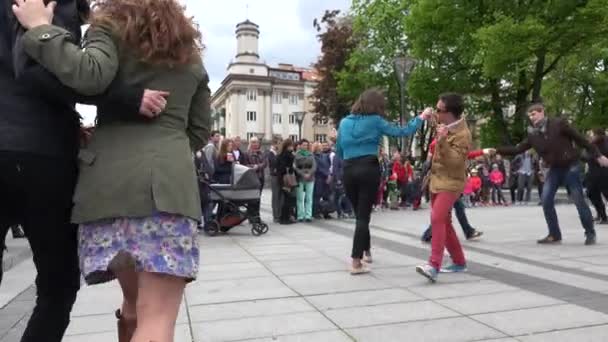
top-left (79, 0), bottom-right (351, 124)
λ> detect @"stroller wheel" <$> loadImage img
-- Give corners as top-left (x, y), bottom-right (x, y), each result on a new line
top-left (205, 221), bottom-right (220, 236)
top-left (251, 226), bottom-right (261, 236)
top-left (260, 223), bottom-right (269, 234)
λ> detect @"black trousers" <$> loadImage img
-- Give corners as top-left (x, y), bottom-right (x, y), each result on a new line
top-left (588, 180), bottom-right (608, 220)
top-left (0, 152), bottom-right (80, 342)
top-left (344, 156), bottom-right (380, 259)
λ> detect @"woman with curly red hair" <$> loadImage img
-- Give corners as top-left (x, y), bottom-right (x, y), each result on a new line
top-left (13, 0), bottom-right (210, 341)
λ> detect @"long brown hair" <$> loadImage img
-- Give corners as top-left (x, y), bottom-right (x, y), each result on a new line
top-left (218, 139), bottom-right (233, 162)
top-left (91, 0), bottom-right (202, 66)
top-left (351, 88), bottom-right (386, 116)
top-left (280, 139), bottom-right (294, 154)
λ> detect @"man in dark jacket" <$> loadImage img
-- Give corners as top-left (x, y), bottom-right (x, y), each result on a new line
top-left (584, 129), bottom-right (608, 224)
top-left (313, 142), bottom-right (332, 219)
top-left (497, 103), bottom-right (608, 245)
top-left (0, 2), bottom-right (162, 341)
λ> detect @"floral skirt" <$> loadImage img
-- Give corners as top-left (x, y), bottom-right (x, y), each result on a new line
top-left (78, 213), bottom-right (199, 285)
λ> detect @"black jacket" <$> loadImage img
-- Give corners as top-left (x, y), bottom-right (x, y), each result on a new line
top-left (583, 136), bottom-right (608, 186)
top-left (498, 118), bottom-right (600, 168)
top-left (0, 0), bottom-right (142, 159)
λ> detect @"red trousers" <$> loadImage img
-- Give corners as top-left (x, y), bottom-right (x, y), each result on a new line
top-left (429, 192), bottom-right (466, 269)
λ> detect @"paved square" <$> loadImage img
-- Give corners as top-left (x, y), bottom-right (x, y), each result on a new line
top-left (2, 191), bottom-right (608, 341)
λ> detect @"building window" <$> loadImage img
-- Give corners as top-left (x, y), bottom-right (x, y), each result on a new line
top-left (315, 134), bottom-right (327, 143)
top-left (289, 94), bottom-right (298, 105)
top-left (247, 89), bottom-right (257, 101)
top-left (288, 114), bottom-right (296, 124)
top-left (289, 134), bottom-right (299, 142)
top-left (273, 113), bottom-right (282, 124)
top-left (283, 92), bottom-right (289, 99)
top-left (247, 111), bottom-right (257, 121)
top-left (314, 117), bottom-right (329, 126)
top-left (272, 93), bottom-right (281, 104)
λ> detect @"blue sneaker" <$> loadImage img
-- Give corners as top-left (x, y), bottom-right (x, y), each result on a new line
top-left (415, 264), bottom-right (438, 283)
top-left (440, 264), bottom-right (468, 273)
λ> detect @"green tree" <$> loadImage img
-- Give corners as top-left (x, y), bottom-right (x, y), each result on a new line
top-left (311, 10), bottom-right (358, 125)
top-left (342, 0), bottom-right (608, 146)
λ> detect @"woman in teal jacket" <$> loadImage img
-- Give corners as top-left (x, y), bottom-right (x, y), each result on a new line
top-left (336, 89), bottom-right (431, 274)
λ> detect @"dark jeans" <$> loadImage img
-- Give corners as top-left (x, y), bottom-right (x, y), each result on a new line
top-left (491, 184), bottom-right (505, 204)
top-left (280, 189), bottom-right (296, 223)
top-left (517, 173), bottom-right (533, 203)
top-left (0, 152), bottom-right (80, 342)
top-left (246, 181), bottom-right (264, 222)
top-left (509, 180), bottom-right (517, 203)
top-left (344, 156), bottom-right (380, 259)
top-left (587, 181), bottom-right (608, 221)
top-left (199, 182), bottom-right (213, 225)
top-left (333, 183), bottom-right (353, 216)
top-left (542, 164), bottom-right (595, 239)
top-left (421, 196), bottom-right (475, 241)
top-left (270, 175), bottom-right (282, 220)
top-left (0, 223), bottom-right (23, 285)
top-left (313, 176), bottom-right (330, 217)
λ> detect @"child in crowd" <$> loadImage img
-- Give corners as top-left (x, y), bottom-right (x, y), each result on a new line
top-left (387, 173), bottom-right (401, 210)
top-left (480, 165), bottom-right (492, 205)
top-left (468, 169), bottom-right (482, 206)
top-left (490, 163), bottom-right (506, 205)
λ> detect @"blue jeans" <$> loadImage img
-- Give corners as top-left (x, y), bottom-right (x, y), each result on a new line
top-left (542, 164), bottom-right (595, 239)
top-left (297, 181), bottom-right (314, 220)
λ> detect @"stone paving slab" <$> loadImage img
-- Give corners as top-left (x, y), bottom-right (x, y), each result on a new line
top-left (188, 297), bottom-right (315, 323)
top-left (471, 304), bottom-right (608, 336)
top-left (239, 330), bottom-right (353, 342)
top-left (306, 288), bottom-right (423, 311)
top-left (185, 276), bottom-right (297, 306)
top-left (517, 324), bottom-right (608, 341)
top-left (324, 300), bottom-right (459, 328)
top-left (435, 289), bottom-right (565, 315)
top-left (191, 311), bottom-right (336, 342)
top-left (346, 317), bottom-right (506, 342)
top-left (280, 271), bottom-right (391, 296)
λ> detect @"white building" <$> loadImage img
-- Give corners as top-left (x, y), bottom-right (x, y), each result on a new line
top-left (211, 20), bottom-right (331, 143)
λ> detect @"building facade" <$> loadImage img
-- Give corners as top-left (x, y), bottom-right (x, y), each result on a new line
top-left (211, 20), bottom-right (331, 143)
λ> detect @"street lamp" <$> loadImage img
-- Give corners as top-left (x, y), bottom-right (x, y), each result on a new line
top-left (293, 111), bottom-right (307, 141)
top-left (393, 55), bottom-right (417, 151)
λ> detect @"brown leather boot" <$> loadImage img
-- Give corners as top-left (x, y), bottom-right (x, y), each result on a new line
top-left (116, 309), bottom-right (137, 342)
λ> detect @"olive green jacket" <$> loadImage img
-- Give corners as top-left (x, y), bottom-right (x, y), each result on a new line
top-left (429, 119), bottom-right (472, 194)
top-left (22, 24), bottom-right (210, 223)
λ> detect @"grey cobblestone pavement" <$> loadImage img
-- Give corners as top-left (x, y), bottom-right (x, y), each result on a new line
top-left (1, 190), bottom-right (607, 341)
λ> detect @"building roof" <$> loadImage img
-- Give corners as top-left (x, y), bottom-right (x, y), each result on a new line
top-left (236, 19), bottom-right (259, 28)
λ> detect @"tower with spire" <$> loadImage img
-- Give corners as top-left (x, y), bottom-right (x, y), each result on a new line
top-left (228, 20), bottom-right (268, 76)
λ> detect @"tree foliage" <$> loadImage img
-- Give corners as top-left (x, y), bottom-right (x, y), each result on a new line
top-left (311, 10), bottom-right (358, 125)
top-left (340, 0), bottom-right (608, 148)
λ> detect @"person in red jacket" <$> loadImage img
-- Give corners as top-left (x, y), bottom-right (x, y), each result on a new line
top-left (468, 169), bottom-right (482, 205)
top-left (489, 164), bottom-right (506, 205)
top-left (391, 152), bottom-right (407, 207)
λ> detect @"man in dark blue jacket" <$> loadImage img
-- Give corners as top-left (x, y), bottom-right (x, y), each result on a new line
top-left (0, 2), bottom-right (163, 341)
top-left (313, 142), bottom-right (333, 218)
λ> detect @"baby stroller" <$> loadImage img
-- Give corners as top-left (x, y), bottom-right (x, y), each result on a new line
top-left (205, 164), bottom-right (269, 236)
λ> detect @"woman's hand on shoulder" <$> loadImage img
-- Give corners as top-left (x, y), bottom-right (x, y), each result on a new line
top-left (139, 90), bottom-right (170, 118)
